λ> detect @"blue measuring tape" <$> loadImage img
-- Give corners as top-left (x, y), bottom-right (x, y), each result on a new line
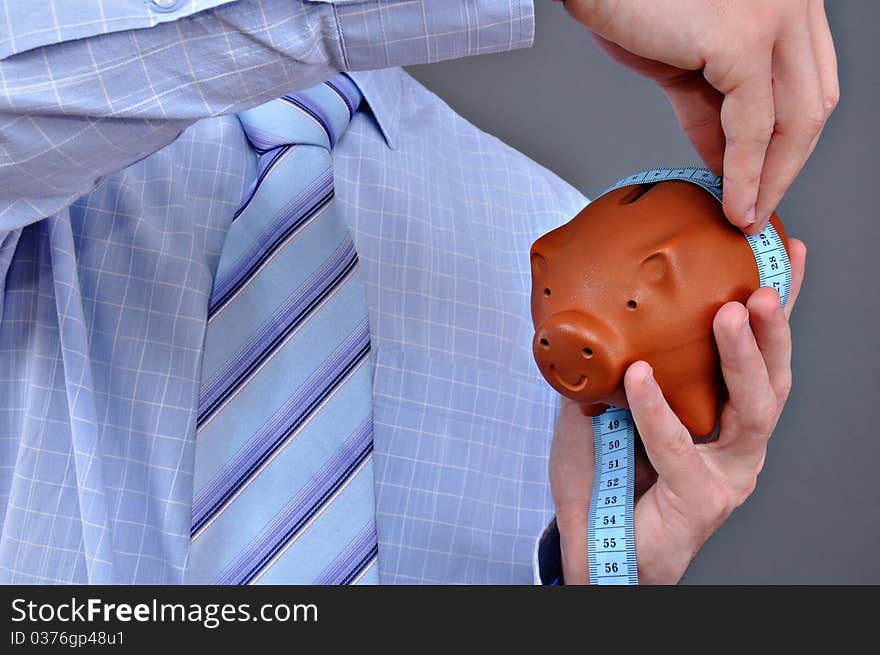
top-left (585, 166), bottom-right (792, 585)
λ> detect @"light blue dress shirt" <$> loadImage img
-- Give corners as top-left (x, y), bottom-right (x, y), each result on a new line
top-left (0, 0), bottom-right (586, 584)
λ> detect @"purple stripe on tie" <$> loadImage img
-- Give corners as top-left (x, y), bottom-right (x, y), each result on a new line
top-left (209, 167), bottom-right (334, 317)
top-left (281, 95), bottom-right (335, 148)
top-left (213, 418), bottom-right (374, 585)
top-left (192, 318), bottom-right (371, 536)
top-left (199, 239), bottom-right (358, 427)
top-left (313, 519), bottom-right (378, 585)
top-left (233, 145), bottom-right (293, 222)
top-left (325, 77), bottom-right (360, 119)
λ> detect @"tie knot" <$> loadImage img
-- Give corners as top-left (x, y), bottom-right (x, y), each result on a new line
top-left (237, 74), bottom-right (363, 151)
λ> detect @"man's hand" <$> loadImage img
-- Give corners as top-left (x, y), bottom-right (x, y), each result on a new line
top-left (550, 238), bottom-right (807, 584)
top-left (562, 1), bottom-right (838, 234)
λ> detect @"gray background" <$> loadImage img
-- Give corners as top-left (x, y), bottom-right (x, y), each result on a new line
top-left (408, 2), bottom-right (879, 583)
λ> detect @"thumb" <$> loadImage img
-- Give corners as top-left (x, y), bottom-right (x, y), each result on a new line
top-left (624, 362), bottom-right (709, 497)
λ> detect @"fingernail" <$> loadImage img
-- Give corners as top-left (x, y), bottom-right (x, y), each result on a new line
top-left (741, 310), bottom-right (751, 333)
top-left (744, 206), bottom-right (756, 226)
top-left (639, 363), bottom-right (654, 385)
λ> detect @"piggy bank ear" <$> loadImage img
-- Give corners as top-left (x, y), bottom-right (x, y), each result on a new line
top-left (530, 250), bottom-right (547, 278)
top-left (639, 249), bottom-right (679, 293)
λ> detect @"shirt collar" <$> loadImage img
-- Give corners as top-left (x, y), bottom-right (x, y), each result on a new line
top-left (345, 69), bottom-right (401, 150)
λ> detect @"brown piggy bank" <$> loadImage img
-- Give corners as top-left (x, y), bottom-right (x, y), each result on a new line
top-left (530, 180), bottom-right (789, 437)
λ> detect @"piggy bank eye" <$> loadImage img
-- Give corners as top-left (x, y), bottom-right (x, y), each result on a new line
top-left (627, 300), bottom-right (637, 310)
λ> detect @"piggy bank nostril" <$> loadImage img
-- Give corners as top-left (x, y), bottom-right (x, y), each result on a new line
top-left (582, 347), bottom-right (593, 359)
top-left (539, 338), bottom-right (550, 349)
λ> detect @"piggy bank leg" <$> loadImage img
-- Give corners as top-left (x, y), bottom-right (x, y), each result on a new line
top-left (579, 402), bottom-right (610, 417)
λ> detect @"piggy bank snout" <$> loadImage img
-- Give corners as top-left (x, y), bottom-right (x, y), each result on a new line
top-left (533, 311), bottom-right (625, 401)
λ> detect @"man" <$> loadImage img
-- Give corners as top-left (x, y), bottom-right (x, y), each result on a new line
top-left (0, 1), bottom-right (834, 584)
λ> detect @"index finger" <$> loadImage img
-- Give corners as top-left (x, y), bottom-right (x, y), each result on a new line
top-left (624, 362), bottom-right (712, 497)
top-left (717, 66), bottom-right (775, 230)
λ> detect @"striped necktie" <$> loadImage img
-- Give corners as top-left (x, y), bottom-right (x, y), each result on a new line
top-left (186, 75), bottom-right (379, 585)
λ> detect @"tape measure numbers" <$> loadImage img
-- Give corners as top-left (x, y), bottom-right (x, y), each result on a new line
top-left (747, 226), bottom-right (792, 309)
top-left (588, 408), bottom-right (638, 584)
top-left (585, 166), bottom-right (793, 585)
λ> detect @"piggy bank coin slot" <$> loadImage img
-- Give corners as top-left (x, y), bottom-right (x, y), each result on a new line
top-left (620, 183), bottom-right (657, 205)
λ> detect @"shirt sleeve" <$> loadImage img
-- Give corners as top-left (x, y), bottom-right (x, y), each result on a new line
top-left (0, 1), bottom-right (535, 231)
top-left (534, 516), bottom-right (564, 585)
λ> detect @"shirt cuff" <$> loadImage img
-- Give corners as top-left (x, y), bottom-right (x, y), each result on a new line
top-left (331, 0), bottom-right (535, 70)
top-left (533, 515), bottom-right (564, 585)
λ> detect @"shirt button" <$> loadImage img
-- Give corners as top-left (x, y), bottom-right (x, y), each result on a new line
top-left (151, 0), bottom-right (179, 9)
